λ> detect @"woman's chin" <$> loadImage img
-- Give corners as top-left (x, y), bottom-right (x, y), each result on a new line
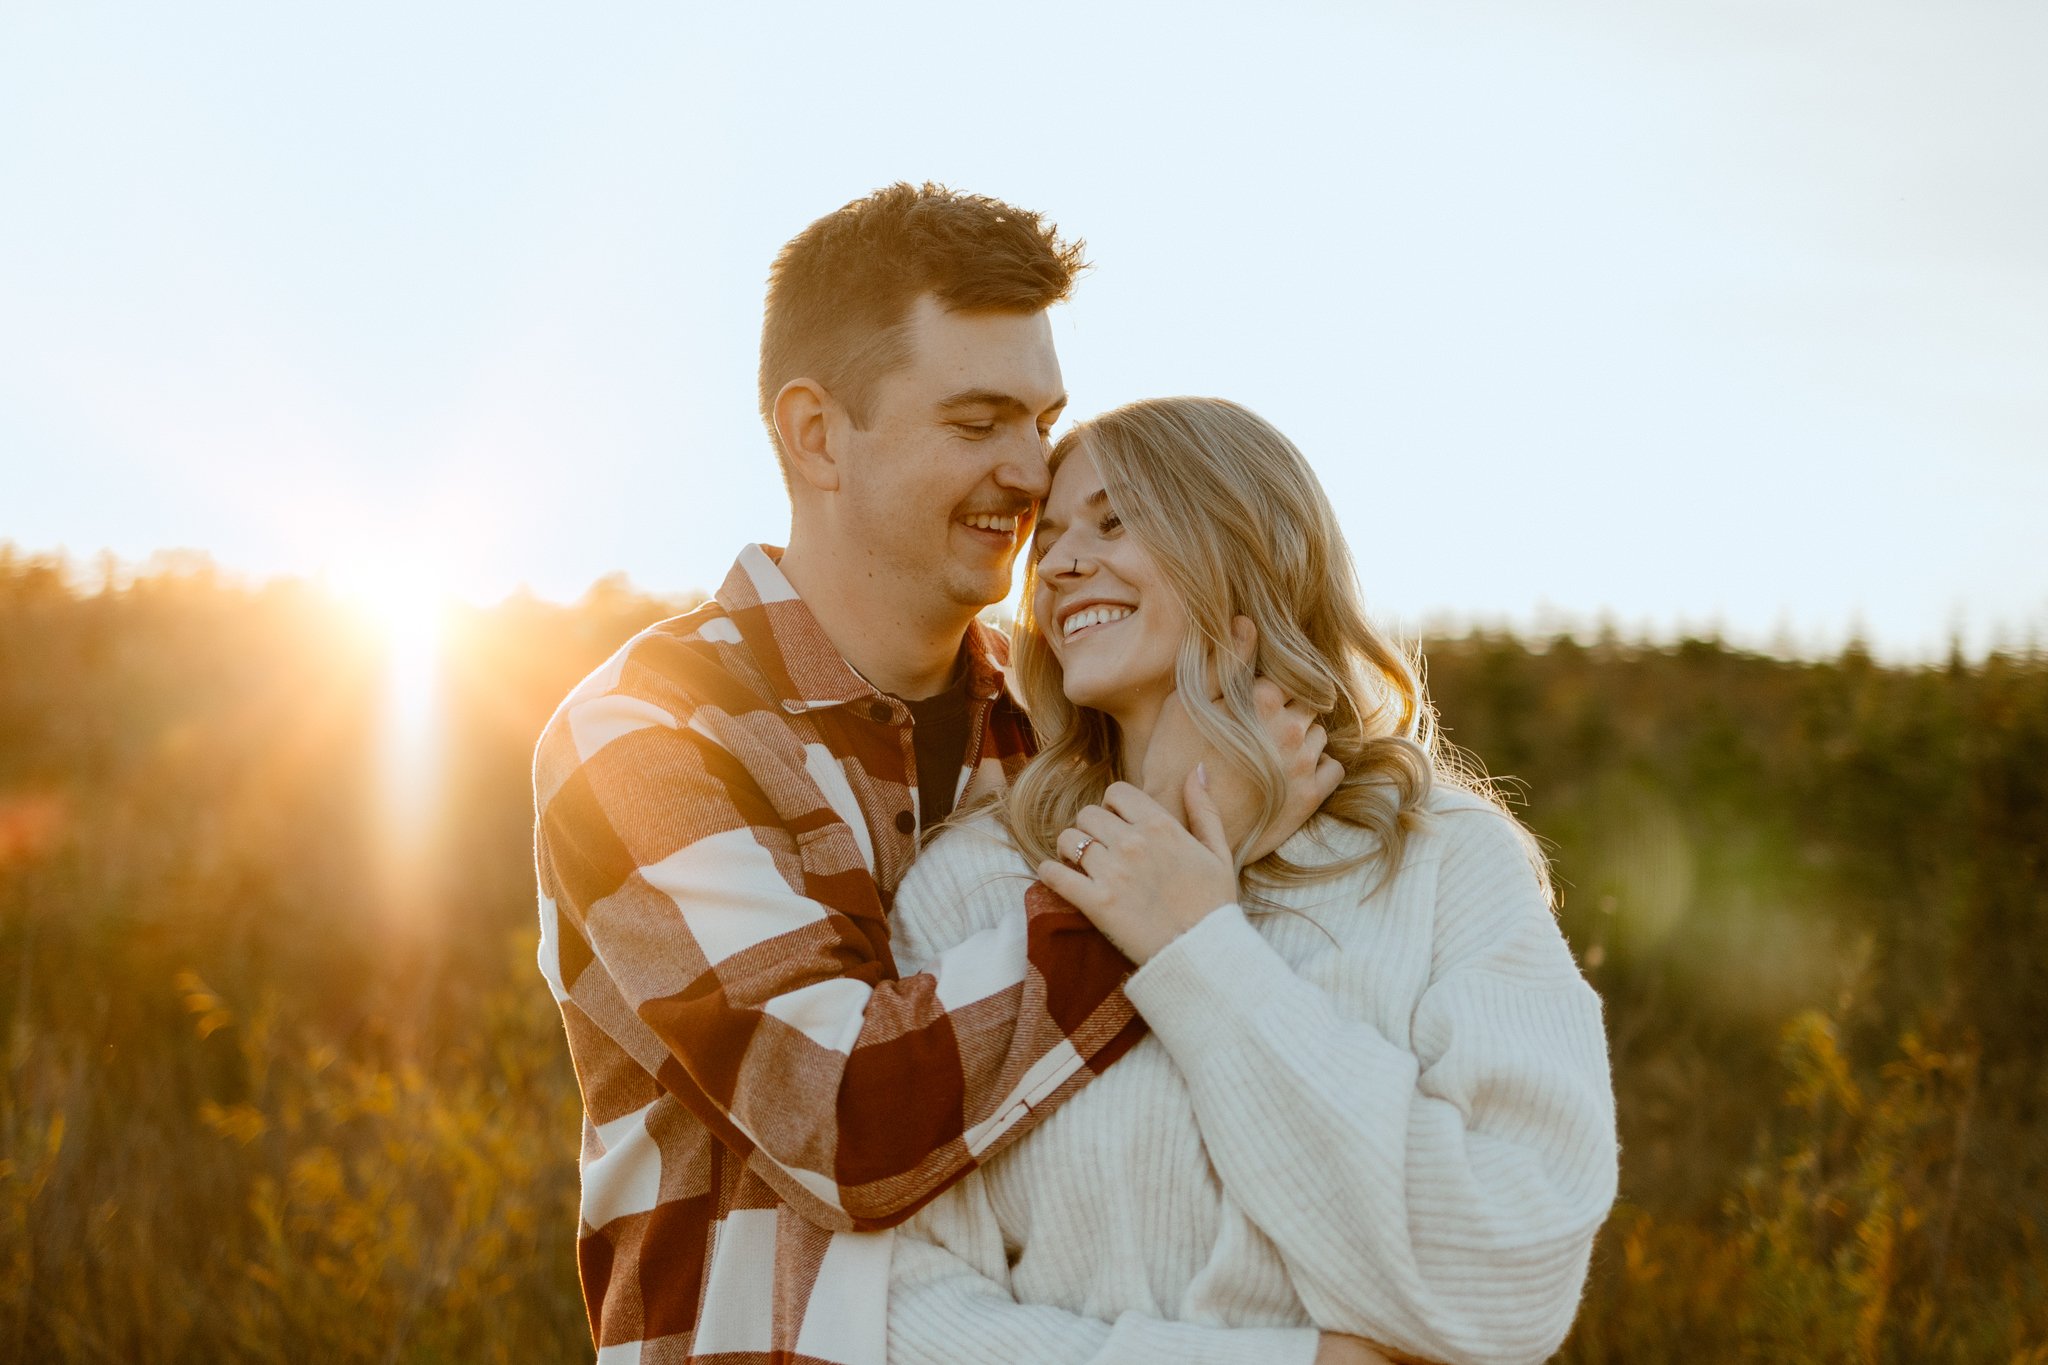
top-left (1060, 673), bottom-right (1121, 715)
top-left (1062, 686), bottom-right (1111, 713)
top-left (1062, 671), bottom-right (1169, 721)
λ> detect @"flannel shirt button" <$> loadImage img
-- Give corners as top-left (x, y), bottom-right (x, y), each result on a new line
top-left (895, 809), bottom-right (916, 835)
top-left (867, 701), bottom-right (892, 723)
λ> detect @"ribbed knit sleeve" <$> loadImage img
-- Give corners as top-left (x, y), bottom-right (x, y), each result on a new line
top-left (890, 1193), bottom-right (1319, 1365)
top-left (1122, 808), bottom-right (1617, 1365)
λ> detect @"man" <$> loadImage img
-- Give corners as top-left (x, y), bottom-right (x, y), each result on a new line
top-left (533, 183), bottom-right (1338, 1365)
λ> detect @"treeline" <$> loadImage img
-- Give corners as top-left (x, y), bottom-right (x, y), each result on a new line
top-left (1, 548), bottom-right (2043, 1362)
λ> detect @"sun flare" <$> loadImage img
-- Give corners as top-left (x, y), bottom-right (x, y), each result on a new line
top-left (329, 560), bottom-right (450, 853)
top-left (333, 565), bottom-right (446, 720)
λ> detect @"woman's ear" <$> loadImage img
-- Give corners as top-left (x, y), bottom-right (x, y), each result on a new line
top-left (1228, 615), bottom-right (1259, 670)
top-left (1200, 615), bottom-right (1261, 702)
top-left (773, 378), bottom-right (840, 493)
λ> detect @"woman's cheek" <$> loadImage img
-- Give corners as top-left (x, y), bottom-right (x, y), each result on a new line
top-left (1032, 598), bottom-right (1062, 662)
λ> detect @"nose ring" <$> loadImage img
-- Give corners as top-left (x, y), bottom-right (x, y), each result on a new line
top-left (1071, 557), bottom-right (1079, 575)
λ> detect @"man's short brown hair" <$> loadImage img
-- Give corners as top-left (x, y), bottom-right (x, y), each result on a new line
top-left (758, 182), bottom-right (1087, 460)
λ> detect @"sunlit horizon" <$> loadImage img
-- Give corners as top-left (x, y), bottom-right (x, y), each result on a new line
top-left (3, 536), bottom-right (2039, 667)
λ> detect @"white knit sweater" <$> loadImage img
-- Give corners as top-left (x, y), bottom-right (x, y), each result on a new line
top-left (882, 788), bottom-right (1617, 1365)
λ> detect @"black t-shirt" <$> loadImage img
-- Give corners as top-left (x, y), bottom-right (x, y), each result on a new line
top-left (892, 671), bottom-right (975, 832)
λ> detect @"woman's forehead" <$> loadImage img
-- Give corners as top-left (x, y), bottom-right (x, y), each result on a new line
top-left (1044, 447), bottom-right (1105, 516)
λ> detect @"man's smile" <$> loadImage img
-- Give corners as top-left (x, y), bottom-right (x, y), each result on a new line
top-left (957, 511), bottom-right (1026, 553)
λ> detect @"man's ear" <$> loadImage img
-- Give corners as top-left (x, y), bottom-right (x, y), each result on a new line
top-left (773, 378), bottom-right (841, 494)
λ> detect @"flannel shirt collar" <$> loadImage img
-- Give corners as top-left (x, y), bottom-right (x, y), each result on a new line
top-left (718, 543), bottom-right (1009, 715)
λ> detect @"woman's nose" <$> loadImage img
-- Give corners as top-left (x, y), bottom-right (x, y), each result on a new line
top-left (1047, 546), bottom-right (1088, 578)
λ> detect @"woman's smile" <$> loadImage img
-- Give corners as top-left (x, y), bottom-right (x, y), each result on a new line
top-left (1057, 601), bottom-right (1137, 642)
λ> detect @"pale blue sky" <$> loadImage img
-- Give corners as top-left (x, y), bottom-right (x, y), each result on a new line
top-left (4, 2), bottom-right (2043, 657)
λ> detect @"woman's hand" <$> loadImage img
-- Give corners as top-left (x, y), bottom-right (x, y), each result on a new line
top-left (1037, 770), bottom-right (1236, 965)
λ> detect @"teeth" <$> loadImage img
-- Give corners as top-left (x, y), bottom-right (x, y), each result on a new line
top-left (963, 514), bottom-right (1017, 533)
top-left (1061, 606), bottom-right (1134, 639)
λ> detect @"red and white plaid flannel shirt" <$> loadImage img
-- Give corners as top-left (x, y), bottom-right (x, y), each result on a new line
top-left (533, 544), bottom-right (1144, 1364)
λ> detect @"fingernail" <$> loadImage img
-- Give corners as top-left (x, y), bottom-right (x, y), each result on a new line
top-left (1196, 762), bottom-right (1209, 788)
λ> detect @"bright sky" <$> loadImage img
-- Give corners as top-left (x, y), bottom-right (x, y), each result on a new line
top-left (4, 2), bottom-right (2043, 659)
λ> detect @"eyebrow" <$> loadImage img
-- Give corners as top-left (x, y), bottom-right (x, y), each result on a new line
top-left (936, 388), bottom-right (1070, 419)
top-left (1030, 487), bottom-right (1110, 546)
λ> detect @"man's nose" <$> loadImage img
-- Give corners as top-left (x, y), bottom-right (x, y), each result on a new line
top-left (995, 430), bottom-right (1052, 500)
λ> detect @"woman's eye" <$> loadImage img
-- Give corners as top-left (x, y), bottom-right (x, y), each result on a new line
top-left (1098, 513), bottom-right (1123, 536)
top-left (955, 422), bottom-right (996, 437)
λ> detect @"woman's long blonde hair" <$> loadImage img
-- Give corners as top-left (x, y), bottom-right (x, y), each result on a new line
top-left (1000, 396), bottom-right (1527, 897)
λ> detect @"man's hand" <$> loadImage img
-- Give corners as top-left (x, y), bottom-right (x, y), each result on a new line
top-left (1240, 672), bottom-right (1344, 864)
top-left (1139, 616), bottom-right (1342, 866)
top-left (1316, 1333), bottom-right (1436, 1365)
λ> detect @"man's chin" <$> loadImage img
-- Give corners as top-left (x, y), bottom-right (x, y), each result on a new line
top-left (942, 565), bottom-right (1017, 614)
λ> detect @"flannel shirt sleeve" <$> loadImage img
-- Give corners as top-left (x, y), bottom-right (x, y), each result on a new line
top-left (535, 684), bottom-right (1144, 1234)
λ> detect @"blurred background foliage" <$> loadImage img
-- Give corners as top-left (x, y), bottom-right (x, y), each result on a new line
top-left (1, 546), bottom-right (2043, 1362)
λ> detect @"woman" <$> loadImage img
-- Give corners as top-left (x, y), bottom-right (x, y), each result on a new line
top-left (880, 398), bottom-right (1618, 1365)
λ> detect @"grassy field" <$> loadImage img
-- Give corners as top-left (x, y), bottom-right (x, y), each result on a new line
top-left (3, 548), bottom-right (2044, 1362)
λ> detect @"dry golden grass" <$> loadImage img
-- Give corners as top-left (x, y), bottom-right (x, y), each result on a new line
top-left (3, 549), bottom-right (2044, 1362)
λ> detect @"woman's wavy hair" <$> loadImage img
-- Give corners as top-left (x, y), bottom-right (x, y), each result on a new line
top-left (998, 396), bottom-right (1538, 899)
